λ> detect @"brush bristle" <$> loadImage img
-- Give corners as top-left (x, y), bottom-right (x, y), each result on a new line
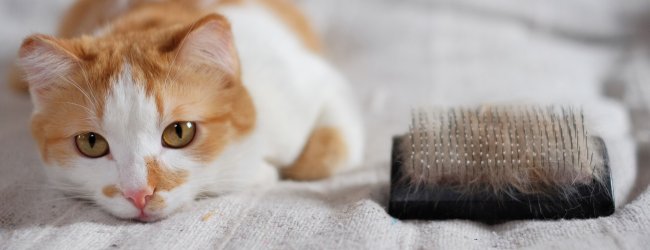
top-left (399, 105), bottom-right (606, 196)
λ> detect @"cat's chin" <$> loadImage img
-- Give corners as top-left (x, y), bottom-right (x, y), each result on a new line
top-left (101, 204), bottom-right (168, 222)
top-left (133, 212), bottom-right (165, 222)
top-left (109, 209), bottom-right (168, 222)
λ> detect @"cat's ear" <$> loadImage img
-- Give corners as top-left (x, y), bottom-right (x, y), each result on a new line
top-left (174, 14), bottom-right (239, 76)
top-left (17, 34), bottom-right (80, 103)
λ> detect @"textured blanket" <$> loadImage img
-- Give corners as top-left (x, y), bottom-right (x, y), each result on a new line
top-left (1, 0), bottom-right (649, 249)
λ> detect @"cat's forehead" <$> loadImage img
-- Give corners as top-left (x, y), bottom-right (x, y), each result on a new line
top-left (104, 63), bottom-right (160, 124)
top-left (102, 63), bottom-right (162, 159)
top-left (64, 34), bottom-right (173, 80)
top-left (74, 59), bottom-right (162, 112)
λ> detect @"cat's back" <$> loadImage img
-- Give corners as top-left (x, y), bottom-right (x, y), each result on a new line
top-left (58, 0), bottom-right (320, 49)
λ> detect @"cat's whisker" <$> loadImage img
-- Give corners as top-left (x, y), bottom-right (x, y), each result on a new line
top-left (55, 75), bottom-right (102, 128)
top-left (75, 60), bottom-right (101, 110)
top-left (54, 73), bottom-right (99, 114)
top-left (53, 101), bottom-right (95, 116)
top-left (16, 183), bottom-right (86, 191)
top-left (35, 195), bottom-right (96, 206)
top-left (18, 186), bottom-right (83, 192)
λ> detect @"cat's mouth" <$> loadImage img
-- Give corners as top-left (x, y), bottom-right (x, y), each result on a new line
top-left (129, 204), bottom-right (168, 222)
top-left (100, 188), bottom-right (174, 222)
top-left (133, 200), bottom-right (169, 222)
top-left (137, 206), bottom-right (152, 221)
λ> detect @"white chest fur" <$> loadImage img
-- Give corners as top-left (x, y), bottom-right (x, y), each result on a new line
top-left (217, 3), bottom-right (364, 168)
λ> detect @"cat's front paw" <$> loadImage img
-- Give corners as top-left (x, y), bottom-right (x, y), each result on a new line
top-left (251, 161), bottom-right (279, 189)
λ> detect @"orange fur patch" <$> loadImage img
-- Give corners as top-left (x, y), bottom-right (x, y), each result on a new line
top-left (58, 0), bottom-right (208, 37)
top-left (146, 193), bottom-right (166, 210)
top-left (102, 185), bottom-right (120, 198)
top-left (282, 127), bottom-right (348, 180)
top-left (146, 157), bottom-right (188, 191)
top-left (259, 0), bottom-right (321, 53)
top-left (7, 64), bottom-right (28, 93)
top-left (187, 84), bottom-right (255, 163)
top-left (58, 0), bottom-right (123, 37)
top-left (58, 0), bottom-right (320, 50)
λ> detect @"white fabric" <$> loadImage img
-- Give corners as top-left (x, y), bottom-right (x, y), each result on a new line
top-left (1, 0), bottom-right (648, 249)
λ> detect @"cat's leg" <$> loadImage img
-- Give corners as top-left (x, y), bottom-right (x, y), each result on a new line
top-left (201, 158), bottom-right (279, 196)
top-left (282, 83), bottom-right (364, 180)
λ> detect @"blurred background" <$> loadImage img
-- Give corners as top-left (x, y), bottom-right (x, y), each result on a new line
top-left (4, 0), bottom-right (648, 199)
top-left (2, 0), bottom-right (650, 196)
top-left (1, 0), bottom-right (650, 246)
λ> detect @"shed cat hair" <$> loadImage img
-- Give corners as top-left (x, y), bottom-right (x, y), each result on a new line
top-left (400, 106), bottom-right (606, 196)
top-left (14, 0), bottom-right (364, 221)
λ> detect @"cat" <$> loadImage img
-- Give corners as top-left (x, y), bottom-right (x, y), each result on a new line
top-left (14, 0), bottom-right (364, 222)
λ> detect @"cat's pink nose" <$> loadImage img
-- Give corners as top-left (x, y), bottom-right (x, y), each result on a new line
top-left (124, 188), bottom-right (154, 209)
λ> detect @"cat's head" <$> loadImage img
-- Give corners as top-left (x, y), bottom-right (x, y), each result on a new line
top-left (17, 14), bottom-right (256, 221)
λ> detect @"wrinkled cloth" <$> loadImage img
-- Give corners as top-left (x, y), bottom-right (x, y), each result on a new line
top-left (1, 0), bottom-right (649, 249)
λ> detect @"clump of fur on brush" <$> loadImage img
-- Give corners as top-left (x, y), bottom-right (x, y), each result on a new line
top-left (400, 105), bottom-right (607, 198)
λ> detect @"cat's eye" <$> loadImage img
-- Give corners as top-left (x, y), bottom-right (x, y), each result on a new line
top-left (75, 132), bottom-right (109, 158)
top-left (162, 121), bottom-right (196, 148)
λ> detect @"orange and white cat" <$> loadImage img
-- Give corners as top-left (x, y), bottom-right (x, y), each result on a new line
top-left (15, 0), bottom-right (363, 221)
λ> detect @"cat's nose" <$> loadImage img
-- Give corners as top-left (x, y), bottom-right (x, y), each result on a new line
top-left (124, 188), bottom-right (154, 209)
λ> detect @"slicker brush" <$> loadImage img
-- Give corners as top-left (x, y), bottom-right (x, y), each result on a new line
top-left (388, 105), bottom-right (615, 220)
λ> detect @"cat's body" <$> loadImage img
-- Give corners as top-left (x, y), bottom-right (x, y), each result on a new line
top-left (15, 0), bottom-right (363, 221)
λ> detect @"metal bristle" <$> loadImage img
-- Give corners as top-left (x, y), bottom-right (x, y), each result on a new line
top-left (400, 106), bottom-right (605, 194)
